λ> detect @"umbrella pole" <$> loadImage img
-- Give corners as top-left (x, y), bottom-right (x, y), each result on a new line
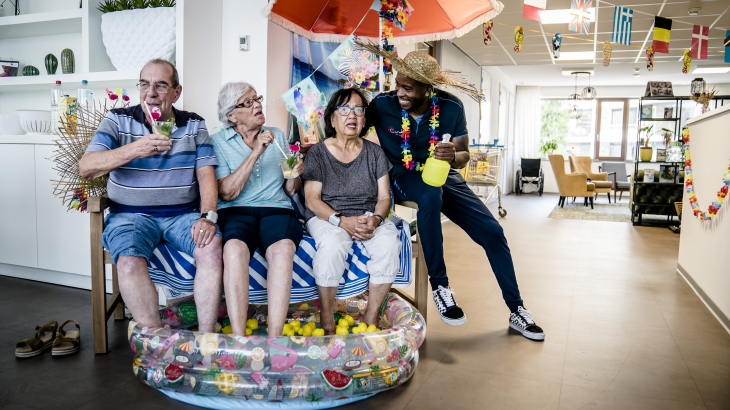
top-left (379, 16), bottom-right (384, 93)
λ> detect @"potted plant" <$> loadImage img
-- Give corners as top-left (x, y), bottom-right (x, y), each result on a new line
top-left (660, 128), bottom-right (674, 148)
top-left (639, 125), bottom-right (654, 162)
top-left (98, 0), bottom-right (176, 71)
top-left (539, 139), bottom-right (558, 157)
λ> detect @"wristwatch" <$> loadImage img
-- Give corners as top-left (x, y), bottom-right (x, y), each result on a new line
top-left (373, 214), bottom-right (385, 225)
top-left (200, 210), bottom-right (218, 224)
top-left (328, 212), bottom-right (342, 227)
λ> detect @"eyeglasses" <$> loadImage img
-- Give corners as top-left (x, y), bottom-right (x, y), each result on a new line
top-left (337, 106), bottom-right (366, 117)
top-left (234, 96), bottom-right (264, 109)
top-left (137, 81), bottom-right (172, 94)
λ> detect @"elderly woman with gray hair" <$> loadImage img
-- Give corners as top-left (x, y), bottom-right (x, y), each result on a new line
top-left (210, 82), bottom-right (304, 337)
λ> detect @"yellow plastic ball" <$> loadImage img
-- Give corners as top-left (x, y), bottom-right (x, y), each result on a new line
top-left (367, 324), bottom-right (378, 333)
top-left (335, 327), bottom-right (349, 335)
top-left (299, 303), bottom-right (309, 310)
top-left (297, 327), bottom-right (304, 335)
top-left (246, 318), bottom-right (259, 330)
top-left (245, 328), bottom-right (252, 335)
top-left (338, 319), bottom-right (349, 328)
top-left (221, 325), bottom-right (232, 334)
top-left (285, 329), bottom-right (296, 336)
top-left (312, 328), bottom-right (325, 337)
top-left (283, 324), bottom-right (292, 333)
top-left (358, 322), bottom-right (368, 331)
top-left (344, 315), bottom-right (355, 326)
top-left (290, 320), bottom-right (301, 328)
top-left (351, 328), bottom-right (361, 334)
top-left (303, 327), bottom-right (313, 337)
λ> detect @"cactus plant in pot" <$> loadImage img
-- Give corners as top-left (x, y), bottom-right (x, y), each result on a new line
top-left (98, 0), bottom-right (176, 71)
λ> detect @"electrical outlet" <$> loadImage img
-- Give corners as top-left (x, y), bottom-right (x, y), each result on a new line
top-left (240, 35), bottom-right (250, 51)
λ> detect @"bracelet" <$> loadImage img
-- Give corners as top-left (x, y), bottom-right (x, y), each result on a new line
top-left (373, 214), bottom-right (385, 225)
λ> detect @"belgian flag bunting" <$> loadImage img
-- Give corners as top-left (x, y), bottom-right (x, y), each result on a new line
top-left (652, 16), bottom-right (672, 54)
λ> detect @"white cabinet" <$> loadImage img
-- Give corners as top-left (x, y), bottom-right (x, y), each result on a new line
top-left (0, 144), bottom-right (38, 267)
top-left (34, 144), bottom-right (91, 276)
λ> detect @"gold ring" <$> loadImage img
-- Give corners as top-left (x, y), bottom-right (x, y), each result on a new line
top-left (154, 146), bottom-right (158, 152)
top-left (200, 229), bottom-right (205, 233)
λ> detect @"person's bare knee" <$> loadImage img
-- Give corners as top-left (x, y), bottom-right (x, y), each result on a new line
top-left (195, 236), bottom-right (223, 271)
top-left (223, 239), bottom-right (250, 267)
top-left (116, 255), bottom-right (148, 277)
top-left (265, 239), bottom-right (296, 263)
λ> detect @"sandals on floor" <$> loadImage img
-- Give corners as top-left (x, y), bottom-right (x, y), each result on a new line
top-left (15, 321), bottom-right (58, 358)
top-left (52, 320), bottom-right (81, 356)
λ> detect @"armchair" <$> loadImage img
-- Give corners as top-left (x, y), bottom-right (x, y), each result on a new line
top-left (569, 156), bottom-right (614, 202)
top-left (599, 162), bottom-right (630, 202)
top-left (548, 155), bottom-right (595, 209)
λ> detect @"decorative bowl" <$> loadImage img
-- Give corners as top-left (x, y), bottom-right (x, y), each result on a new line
top-left (17, 110), bottom-right (52, 135)
top-left (0, 114), bottom-right (26, 135)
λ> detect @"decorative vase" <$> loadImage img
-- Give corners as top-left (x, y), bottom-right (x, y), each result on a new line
top-left (640, 147), bottom-right (653, 162)
top-left (22, 65), bottom-right (39, 76)
top-left (100, 7), bottom-right (176, 71)
top-left (61, 48), bottom-right (75, 74)
top-left (45, 54), bottom-right (58, 74)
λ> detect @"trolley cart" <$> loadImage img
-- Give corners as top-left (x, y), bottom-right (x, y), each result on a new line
top-left (459, 145), bottom-right (507, 217)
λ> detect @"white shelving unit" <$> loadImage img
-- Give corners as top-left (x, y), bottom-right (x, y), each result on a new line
top-left (0, 9), bottom-right (84, 40)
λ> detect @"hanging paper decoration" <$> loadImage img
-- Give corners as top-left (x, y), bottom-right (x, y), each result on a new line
top-left (569, 0), bottom-right (593, 35)
top-left (602, 42), bottom-right (612, 66)
top-left (682, 49), bottom-right (691, 74)
top-left (376, 0), bottom-right (412, 79)
top-left (646, 47), bottom-right (654, 71)
top-left (691, 25), bottom-right (709, 60)
top-left (332, 36), bottom-right (380, 91)
top-left (483, 20), bottom-right (493, 45)
top-left (652, 16), bottom-right (672, 54)
top-left (611, 6), bottom-right (633, 45)
top-left (551, 34), bottom-right (562, 59)
top-left (683, 128), bottom-right (730, 221)
top-left (725, 30), bottom-right (730, 63)
top-left (282, 77), bottom-right (326, 132)
top-left (514, 26), bottom-right (524, 52)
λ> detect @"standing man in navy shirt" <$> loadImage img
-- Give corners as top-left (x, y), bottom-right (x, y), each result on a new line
top-left (365, 49), bottom-right (544, 341)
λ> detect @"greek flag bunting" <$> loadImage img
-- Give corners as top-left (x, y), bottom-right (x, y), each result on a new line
top-left (611, 6), bottom-right (633, 45)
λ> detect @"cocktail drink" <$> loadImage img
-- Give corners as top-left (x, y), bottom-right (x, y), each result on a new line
top-left (280, 157), bottom-right (299, 179)
top-left (152, 119), bottom-right (174, 139)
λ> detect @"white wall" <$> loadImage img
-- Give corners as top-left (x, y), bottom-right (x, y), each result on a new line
top-left (266, 21), bottom-right (292, 132)
top-left (678, 105), bottom-right (730, 333)
top-left (435, 40), bottom-right (481, 141)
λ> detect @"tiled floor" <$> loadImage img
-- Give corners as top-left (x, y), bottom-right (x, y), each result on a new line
top-left (1, 193), bottom-right (728, 410)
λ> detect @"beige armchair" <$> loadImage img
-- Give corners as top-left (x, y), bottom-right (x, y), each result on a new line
top-left (569, 155), bottom-right (614, 203)
top-left (549, 155), bottom-right (595, 209)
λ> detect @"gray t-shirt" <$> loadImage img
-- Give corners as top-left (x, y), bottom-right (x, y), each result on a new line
top-left (302, 139), bottom-right (392, 220)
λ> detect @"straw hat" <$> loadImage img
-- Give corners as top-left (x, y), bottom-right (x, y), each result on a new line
top-left (355, 40), bottom-right (485, 102)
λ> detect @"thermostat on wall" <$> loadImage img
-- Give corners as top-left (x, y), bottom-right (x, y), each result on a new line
top-left (240, 35), bottom-right (250, 51)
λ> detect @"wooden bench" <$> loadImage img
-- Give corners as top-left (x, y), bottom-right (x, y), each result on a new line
top-left (89, 197), bottom-right (429, 354)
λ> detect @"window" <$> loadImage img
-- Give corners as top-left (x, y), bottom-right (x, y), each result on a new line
top-left (596, 99), bottom-right (628, 160)
top-left (540, 99), bottom-right (596, 157)
top-left (625, 99), bottom-right (639, 160)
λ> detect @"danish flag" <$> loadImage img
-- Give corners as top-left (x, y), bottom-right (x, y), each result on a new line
top-left (691, 25), bottom-right (709, 60)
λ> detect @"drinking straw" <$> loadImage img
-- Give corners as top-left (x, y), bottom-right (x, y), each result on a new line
top-left (143, 101), bottom-right (157, 125)
top-left (270, 134), bottom-right (290, 159)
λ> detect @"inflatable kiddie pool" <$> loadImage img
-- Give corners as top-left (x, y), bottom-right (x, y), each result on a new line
top-left (128, 292), bottom-right (426, 409)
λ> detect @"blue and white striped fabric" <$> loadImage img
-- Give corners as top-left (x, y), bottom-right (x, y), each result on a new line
top-left (612, 6), bottom-right (633, 45)
top-left (148, 194), bottom-right (412, 303)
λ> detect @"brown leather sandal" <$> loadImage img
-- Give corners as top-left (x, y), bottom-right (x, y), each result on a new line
top-left (52, 320), bottom-right (80, 356)
top-left (15, 321), bottom-right (58, 358)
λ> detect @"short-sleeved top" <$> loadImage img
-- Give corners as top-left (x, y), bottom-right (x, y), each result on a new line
top-left (210, 126), bottom-right (292, 211)
top-left (85, 104), bottom-right (217, 216)
top-left (369, 88), bottom-right (468, 180)
top-left (302, 139), bottom-right (392, 220)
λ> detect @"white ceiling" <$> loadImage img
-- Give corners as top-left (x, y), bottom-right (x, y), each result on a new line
top-left (451, 0), bottom-right (730, 87)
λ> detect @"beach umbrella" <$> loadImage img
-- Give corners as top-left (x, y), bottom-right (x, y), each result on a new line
top-left (263, 0), bottom-right (504, 44)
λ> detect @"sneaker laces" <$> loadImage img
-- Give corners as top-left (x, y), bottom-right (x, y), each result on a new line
top-left (517, 307), bottom-right (535, 325)
top-left (436, 286), bottom-right (457, 308)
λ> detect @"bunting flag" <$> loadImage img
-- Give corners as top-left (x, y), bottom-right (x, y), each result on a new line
top-left (483, 21), bottom-right (493, 45)
top-left (611, 6), bottom-right (633, 45)
top-left (646, 47), bottom-right (654, 71)
top-left (603, 42), bottom-right (612, 66)
top-left (569, 0), bottom-right (593, 35)
top-left (652, 16), bottom-right (672, 54)
top-left (523, 0), bottom-right (546, 21)
top-left (726, 31), bottom-right (730, 63)
top-left (552, 33), bottom-right (562, 59)
top-left (683, 49), bottom-right (692, 74)
top-left (514, 26), bottom-right (524, 52)
top-left (691, 25), bottom-right (709, 60)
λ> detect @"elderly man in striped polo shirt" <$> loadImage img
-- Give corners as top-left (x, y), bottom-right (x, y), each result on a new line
top-left (79, 59), bottom-right (223, 333)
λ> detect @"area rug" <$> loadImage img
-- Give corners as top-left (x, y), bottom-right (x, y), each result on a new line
top-left (547, 201), bottom-right (632, 222)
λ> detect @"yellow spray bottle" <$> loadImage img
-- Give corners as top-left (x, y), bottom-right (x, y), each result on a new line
top-left (422, 134), bottom-right (452, 187)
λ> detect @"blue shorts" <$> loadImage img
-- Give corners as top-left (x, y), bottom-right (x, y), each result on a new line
top-left (103, 212), bottom-right (222, 265)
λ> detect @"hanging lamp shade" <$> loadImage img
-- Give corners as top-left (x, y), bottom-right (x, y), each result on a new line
top-left (263, 0), bottom-right (504, 44)
top-left (582, 86), bottom-right (597, 100)
top-left (569, 104), bottom-right (583, 120)
top-left (691, 78), bottom-right (706, 98)
top-left (568, 93), bottom-right (582, 103)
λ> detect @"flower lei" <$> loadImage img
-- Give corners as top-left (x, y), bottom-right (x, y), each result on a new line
top-left (401, 91), bottom-right (439, 171)
top-left (683, 128), bottom-right (730, 220)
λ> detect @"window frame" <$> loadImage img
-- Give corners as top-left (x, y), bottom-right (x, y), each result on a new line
top-left (595, 98), bottom-right (629, 161)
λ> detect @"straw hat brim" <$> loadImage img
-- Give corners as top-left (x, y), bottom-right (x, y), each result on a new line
top-left (354, 40), bottom-right (485, 102)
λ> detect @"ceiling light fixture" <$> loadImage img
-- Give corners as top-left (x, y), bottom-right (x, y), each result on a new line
top-left (582, 72), bottom-right (597, 100)
top-left (561, 68), bottom-right (595, 76)
top-left (688, 7), bottom-right (700, 16)
top-left (633, 68), bottom-right (641, 77)
top-left (692, 65), bottom-right (730, 74)
top-left (556, 52), bottom-right (595, 61)
top-left (568, 72), bottom-right (583, 120)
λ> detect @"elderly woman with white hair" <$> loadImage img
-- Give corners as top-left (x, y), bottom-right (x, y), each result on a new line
top-left (210, 82), bottom-right (304, 337)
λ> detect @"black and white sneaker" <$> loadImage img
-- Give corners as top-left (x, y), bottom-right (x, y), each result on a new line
top-left (509, 306), bottom-right (545, 341)
top-left (433, 285), bottom-right (467, 325)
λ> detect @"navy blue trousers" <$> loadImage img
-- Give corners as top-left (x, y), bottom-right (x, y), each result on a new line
top-left (393, 170), bottom-right (523, 313)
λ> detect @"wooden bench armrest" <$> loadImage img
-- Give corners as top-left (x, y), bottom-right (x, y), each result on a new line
top-left (88, 195), bottom-right (109, 213)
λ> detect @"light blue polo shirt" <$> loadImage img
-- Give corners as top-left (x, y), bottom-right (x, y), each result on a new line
top-left (210, 126), bottom-right (292, 210)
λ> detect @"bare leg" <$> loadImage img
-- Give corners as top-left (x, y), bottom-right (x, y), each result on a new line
top-left (363, 283), bottom-right (392, 326)
top-left (317, 286), bottom-right (338, 335)
top-left (116, 256), bottom-right (161, 328)
top-left (223, 240), bottom-right (250, 336)
top-left (193, 236), bottom-right (223, 333)
top-left (265, 239), bottom-right (296, 336)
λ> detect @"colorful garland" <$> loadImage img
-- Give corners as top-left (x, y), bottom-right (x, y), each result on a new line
top-left (400, 91), bottom-right (439, 171)
top-left (683, 128), bottom-right (730, 220)
top-left (379, 0), bottom-right (411, 78)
